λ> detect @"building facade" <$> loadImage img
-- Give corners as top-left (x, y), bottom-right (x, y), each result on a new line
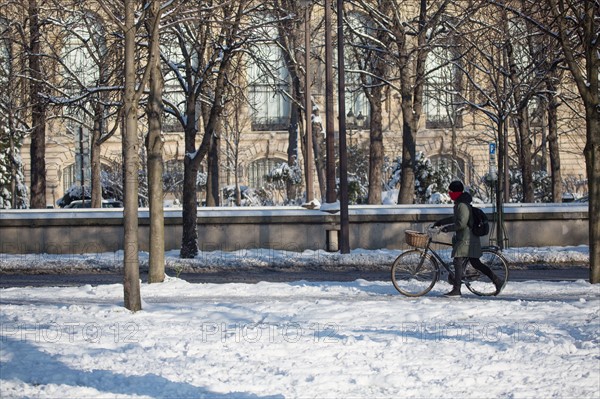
top-left (3, 1), bottom-right (589, 208)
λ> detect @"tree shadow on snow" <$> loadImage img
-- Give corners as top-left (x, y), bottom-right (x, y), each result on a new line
top-left (0, 336), bottom-right (283, 399)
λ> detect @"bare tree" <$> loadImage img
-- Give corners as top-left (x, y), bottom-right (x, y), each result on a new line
top-left (347, 0), bottom-right (462, 204)
top-left (218, 46), bottom-right (254, 207)
top-left (221, 96), bottom-right (246, 206)
top-left (44, 1), bottom-right (122, 208)
top-left (28, 0), bottom-right (47, 208)
top-left (504, 14), bottom-right (544, 203)
top-left (121, 0), bottom-right (142, 311)
top-left (395, 0), bottom-right (448, 204)
top-left (161, 0), bottom-right (259, 258)
top-left (346, 0), bottom-right (452, 204)
top-left (345, 0), bottom-right (395, 205)
top-left (453, 3), bottom-right (522, 246)
top-left (503, 0), bottom-right (598, 280)
top-left (528, 18), bottom-right (565, 203)
top-left (98, 0), bottom-right (162, 310)
top-left (270, 0), bottom-right (303, 203)
top-left (544, 68), bottom-right (563, 202)
top-left (544, 0), bottom-right (599, 283)
top-left (0, 7), bottom-right (29, 209)
top-left (145, 0), bottom-right (165, 283)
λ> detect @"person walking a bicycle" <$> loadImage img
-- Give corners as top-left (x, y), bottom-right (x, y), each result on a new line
top-left (433, 180), bottom-right (503, 297)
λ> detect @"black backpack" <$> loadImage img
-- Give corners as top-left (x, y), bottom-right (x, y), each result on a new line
top-left (470, 205), bottom-right (490, 237)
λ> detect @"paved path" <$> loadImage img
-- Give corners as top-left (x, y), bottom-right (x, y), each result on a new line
top-left (0, 267), bottom-right (591, 288)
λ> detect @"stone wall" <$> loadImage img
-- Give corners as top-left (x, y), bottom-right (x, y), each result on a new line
top-left (0, 204), bottom-right (588, 255)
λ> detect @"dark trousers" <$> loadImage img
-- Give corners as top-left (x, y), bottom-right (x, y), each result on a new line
top-left (452, 257), bottom-right (496, 285)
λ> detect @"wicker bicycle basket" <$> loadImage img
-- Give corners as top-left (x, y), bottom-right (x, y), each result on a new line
top-left (405, 230), bottom-right (429, 248)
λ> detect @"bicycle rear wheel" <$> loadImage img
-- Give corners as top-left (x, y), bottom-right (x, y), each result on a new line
top-left (465, 249), bottom-right (509, 296)
top-left (391, 250), bottom-right (439, 297)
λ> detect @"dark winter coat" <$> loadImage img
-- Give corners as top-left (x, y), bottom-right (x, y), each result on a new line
top-left (438, 192), bottom-right (482, 258)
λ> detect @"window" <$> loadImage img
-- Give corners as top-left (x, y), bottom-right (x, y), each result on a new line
top-left (62, 25), bottom-right (99, 94)
top-left (62, 163), bottom-right (78, 193)
top-left (424, 44), bottom-right (463, 129)
top-left (248, 23), bottom-right (290, 131)
top-left (247, 158), bottom-right (285, 189)
top-left (61, 19), bottom-right (104, 135)
top-left (163, 159), bottom-right (184, 195)
top-left (528, 96), bottom-right (543, 128)
top-left (161, 34), bottom-right (187, 133)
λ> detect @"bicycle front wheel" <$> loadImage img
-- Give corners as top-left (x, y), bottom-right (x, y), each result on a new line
top-left (465, 249), bottom-right (509, 296)
top-left (391, 250), bottom-right (439, 297)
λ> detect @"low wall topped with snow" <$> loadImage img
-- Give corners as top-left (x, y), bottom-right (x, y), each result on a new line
top-left (0, 203), bottom-right (589, 254)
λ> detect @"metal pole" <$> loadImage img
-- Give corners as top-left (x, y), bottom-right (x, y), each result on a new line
top-left (324, 0), bottom-right (336, 204)
top-left (304, 4), bottom-right (314, 204)
top-left (336, 0), bottom-right (349, 254)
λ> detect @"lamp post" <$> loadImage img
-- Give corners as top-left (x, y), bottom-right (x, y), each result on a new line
top-left (323, 0), bottom-right (339, 251)
top-left (346, 109), bottom-right (365, 146)
top-left (356, 111), bottom-right (365, 129)
top-left (337, 0), bottom-right (349, 254)
top-left (347, 108), bottom-right (355, 144)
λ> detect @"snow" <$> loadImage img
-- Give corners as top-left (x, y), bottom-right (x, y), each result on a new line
top-left (0, 246), bottom-right (598, 398)
top-left (320, 200), bottom-right (340, 213)
top-left (185, 150), bottom-right (198, 160)
top-left (0, 245), bottom-right (591, 274)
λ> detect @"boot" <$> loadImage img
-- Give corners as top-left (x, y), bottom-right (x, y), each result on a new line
top-left (469, 258), bottom-right (503, 295)
top-left (447, 272), bottom-right (455, 285)
top-left (444, 259), bottom-right (463, 297)
top-left (492, 274), bottom-right (504, 295)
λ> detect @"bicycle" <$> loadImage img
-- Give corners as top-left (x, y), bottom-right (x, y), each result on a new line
top-left (391, 226), bottom-right (509, 297)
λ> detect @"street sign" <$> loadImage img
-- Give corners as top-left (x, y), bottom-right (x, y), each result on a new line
top-left (488, 142), bottom-right (498, 181)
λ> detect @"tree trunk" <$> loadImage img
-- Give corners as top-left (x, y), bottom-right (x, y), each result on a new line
top-left (180, 82), bottom-right (200, 258)
top-left (584, 107), bottom-right (600, 284)
top-left (8, 127), bottom-right (18, 208)
top-left (546, 86), bottom-right (562, 203)
top-left (367, 85), bottom-right (383, 205)
top-left (233, 108), bottom-right (242, 206)
top-left (28, 0), bottom-right (46, 209)
top-left (397, 65), bottom-right (419, 204)
top-left (397, 115), bottom-right (416, 204)
top-left (312, 107), bottom-right (327, 201)
top-left (517, 108), bottom-right (534, 202)
top-left (122, 0), bottom-right (141, 311)
top-left (496, 118), bottom-right (507, 249)
top-left (181, 153), bottom-right (199, 258)
top-left (90, 103), bottom-right (103, 208)
top-left (396, 0), bottom-right (428, 205)
top-left (287, 109), bottom-right (299, 203)
top-left (146, 0), bottom-right (165, 283)
top-left (206, 133), bottom-right (220, 207)
top-left (546, 0), bottom-right (598, 282)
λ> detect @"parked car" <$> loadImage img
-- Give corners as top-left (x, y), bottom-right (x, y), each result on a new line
top-left (64, 199), bottom-right (123, 208)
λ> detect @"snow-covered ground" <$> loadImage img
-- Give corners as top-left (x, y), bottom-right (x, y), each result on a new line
top-left (0, 245), bottom-right (598, 398)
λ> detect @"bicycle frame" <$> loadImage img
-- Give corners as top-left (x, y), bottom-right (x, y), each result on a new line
top-left (418, 234), bottom-right (453, 276)
top-left (419, 231), bottom-right (505, 278)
